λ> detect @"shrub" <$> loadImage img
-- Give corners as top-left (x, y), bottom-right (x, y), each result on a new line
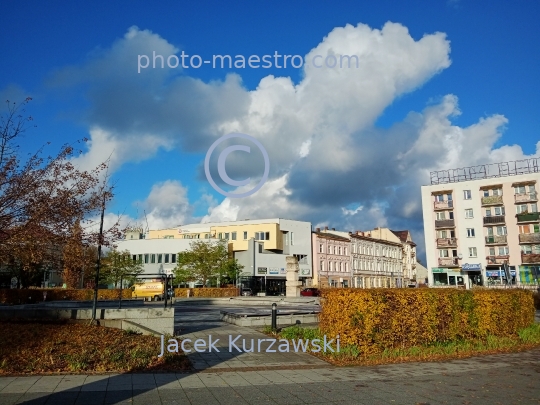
top-left (0, 288), bottom-right (131, 304)
top-left (319, 288), bottom-right (535, 356)
top-left (534, 292), bottom-right (540, 310)
top-left (173, 287), bottom-right (238, 298)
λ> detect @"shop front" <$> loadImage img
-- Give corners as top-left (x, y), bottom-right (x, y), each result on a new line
top-left (432, 268), bottom-right (467, 288)
top-left (518, 266), bottom-right (540, 285)
top-left (461, 263), bottom-right (482, 288)
top-left (485, 267), bottom-right (517, 285)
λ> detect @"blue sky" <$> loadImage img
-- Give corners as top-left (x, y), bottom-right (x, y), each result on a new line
top-left (1, 0), bottom-right (539, 260)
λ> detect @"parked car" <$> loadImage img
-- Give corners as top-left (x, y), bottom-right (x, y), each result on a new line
top-left (300, 288), bottom-right (320, 297)
top-left (241, 288), bottom-right (253, 296)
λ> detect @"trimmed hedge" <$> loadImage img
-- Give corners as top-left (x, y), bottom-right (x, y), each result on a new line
top-left (174, 288), bottom-right (239, 298)
top-left (0, 288), bottom-right (132, 304)
top-left (319, 288), bottom-right (535, 355)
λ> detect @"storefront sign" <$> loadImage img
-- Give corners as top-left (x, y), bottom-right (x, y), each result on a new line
top-left (432, 268), bottom-right (446, 273)
top-left (462, 263), bottom-right (481, 271)
top-left (257, 267), bottom-right (267, 274)
top-left (280, 268), bottom-right (286, 274)
top-left (269, 268), bottom-right (279, 275)
top-left (300, 268), bottom-right (311, 275)
top-left (486, 270), bottom-right (516, 277)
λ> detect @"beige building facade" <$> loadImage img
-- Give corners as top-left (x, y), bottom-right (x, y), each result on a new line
top-left (422, 159), bottom-right (540, 288)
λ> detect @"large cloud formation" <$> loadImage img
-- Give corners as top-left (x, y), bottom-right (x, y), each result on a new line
top-left (50, 22), bottom-right (540, 259)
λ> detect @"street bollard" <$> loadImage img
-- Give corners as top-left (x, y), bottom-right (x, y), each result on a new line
top-left (271, 303), bottom-right (277, 331)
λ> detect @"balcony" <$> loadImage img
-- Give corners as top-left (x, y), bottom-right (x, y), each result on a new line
top-left (485, 235), bottom-right (507, 245)
top-left (436, 237), bottom-right (458, 247)
top-left (486, 255), bottom-right (509, 265)
top-left (434, 200), bottom-right (453, 210)
top-left (515, 192), bottom-right (538, 203)
top-left (435, 219), bottom-right (455, 228)
top-left (481, 195), bottom-right (503, 206)
top-left (521, 253), bottom-right (540, 264)
top-left (438, 257), bottom-right (459, 267)
top-left (483, 215), bottom-right (505, 225)
top-left (516, 212), bottom-right (540, 223)
top-left (518, 233), bottom-right (540, 244)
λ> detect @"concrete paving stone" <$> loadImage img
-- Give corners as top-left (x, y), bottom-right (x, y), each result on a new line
top-left (198, 374), bottom-right (228, 388)
top-left (178, 375), bottom-right (205, 389)
top-left (106, 384), bottom-right (132, 392)
top-left (183, 387), bottom-right (222, 405)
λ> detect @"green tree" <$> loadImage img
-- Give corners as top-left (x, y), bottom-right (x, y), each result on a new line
top-left (100, 249), bottom-right (143, 288)
top-left (173, 240), bottom-right (243, 287)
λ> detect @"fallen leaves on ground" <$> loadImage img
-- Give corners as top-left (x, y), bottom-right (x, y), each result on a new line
top-left (0, 319), bottom-right (191, 375)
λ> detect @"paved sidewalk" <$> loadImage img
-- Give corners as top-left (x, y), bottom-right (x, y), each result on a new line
top-left (174, 304), bottom-right (328, 371)
top-left (1, 348), bottom-right (539, 404)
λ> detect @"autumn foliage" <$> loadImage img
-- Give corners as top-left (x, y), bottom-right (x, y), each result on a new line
top-left (0, 288), bottom-right (131, 304)
top-left (319, 288), bottom-right (535, 355)
top-left (174, 287), bottom-right (239, 297)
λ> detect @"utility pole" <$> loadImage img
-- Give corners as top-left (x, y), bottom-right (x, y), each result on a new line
top-left (91, 192), bottom-right (106, 322)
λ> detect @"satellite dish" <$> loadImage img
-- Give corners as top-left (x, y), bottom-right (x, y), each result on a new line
top-left (458, 253), bottom-right (463, 259)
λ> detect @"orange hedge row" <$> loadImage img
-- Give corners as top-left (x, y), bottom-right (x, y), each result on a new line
top-left (174, 288), bottom-right (239, 297)
top-left (319, 288), bottom-right (535, 355)
top-left (0, 288), bottom-right (132, 304)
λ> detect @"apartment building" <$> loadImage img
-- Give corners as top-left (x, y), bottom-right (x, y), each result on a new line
top-left (313, 227), bottom-right (405, 288)
top-left (312, 230), bottom-right (351, 287)
top-left (117, 218), bottom-right (313, 293)
top-left (421, 158), bottom-right (540, 288)
top-left (364, 228), bottom-right (417, 285)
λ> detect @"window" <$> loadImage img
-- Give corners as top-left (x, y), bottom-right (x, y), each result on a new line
top-left (435, 194), bottom-right (444, 202)
top-left (496, 226), bottom-right (507, 236)
top-left (463, 190), bottom-right (472, 200)
top-left (218, 233), bottom-right (223, 239)
top-left (231, 232), bottom-right (237, 241)
top-left (466, 228), bottom-right (475, 237)
top-left (132, 254), bottom-right (136, 262)
top-left (483, 190), bottom-right (489, 197)
top-left (171, 254), bottom-right (176, 264)
top-left (498, 246), bottom-right (509, 256)
top-left (157, 254), bottom-right (162, 263)
top-left (224, 233), bottom-right (230, 240)
top-left (449, 211), bottom-right (454, 219)
top-left (151, 254), bottom-right (156, 264)
top-left (489, 247), bottom-right (495, 256)
top-left (468, 247), bottom-right (477, 258)
top-left (494, 207), bottom-right (504, 216)
top-left (530, 185), bottom-right (536, 192)
top-left (522, 245), bottom-right (532, 254)
top-left (290, 232), bottom-right (294, 245)
top-left (338, 246), bottom-right (342, 255)
top-left (319, 244), bottom-right (323, 253)
top-left (320, 261), bottom-right (324, 271)
top-left (515, 186), bottom-right (526, 194)
top-left (438, 230), bottom-right (448, 238)
top-left (243, 231), bottom-right (248, 240)
top-left (344, 247), bottom-right (348, 255)
top-left (532, 203), bottom-right (538, 213)
top-left (519, 225), bottom-right (530, 234)
top-left (439, 249), bottom-right (449, 258)
top-left (534, 224), bottom-right (540, 233)
top-left (144, 254), bottom-right (149, 264)
top-left (265, 232), bottom-right (270, 240)
top-left (436, 212), bottom-right (446, 220)
top-left (447, 193), bottom-right (453, 201)
top-left (534, 245), bottom-right (540, 254)
top-left (255, 231), bottom-right (270, 240)
top-left (204, 234), bottom-right (209, 239)
top-left (165, 254), bottom-right (169, 263)
top-left (137, 254), bottom-right (143, 263)
top-left (493, 188), bottom-right (502, 196)
top-left (517, 204), bottom-right (528, 214)
top-left (329, 262), bottom-right (333, 271)
top-left (465, 209), bottom-right (474, 219)
top-left (338, 262), bottom-right (342, 271)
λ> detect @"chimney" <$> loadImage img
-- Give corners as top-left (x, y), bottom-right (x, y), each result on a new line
top-left (324, 226), bottom-right (328, 231)
top-left (315, 227), bottom-right (321, 232)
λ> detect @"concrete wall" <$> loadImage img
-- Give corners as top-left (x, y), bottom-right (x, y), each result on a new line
top-left (0, 307), bottom-right (174, 335)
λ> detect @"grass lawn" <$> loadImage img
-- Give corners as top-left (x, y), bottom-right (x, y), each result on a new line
top-left (264, 323), bottom-right (540, 367)
top-left (0, 320), bottom-right (191, 375)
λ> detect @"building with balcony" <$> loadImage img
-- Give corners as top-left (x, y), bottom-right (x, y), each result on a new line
top-left (422, 158), bottom-right (540, 288)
